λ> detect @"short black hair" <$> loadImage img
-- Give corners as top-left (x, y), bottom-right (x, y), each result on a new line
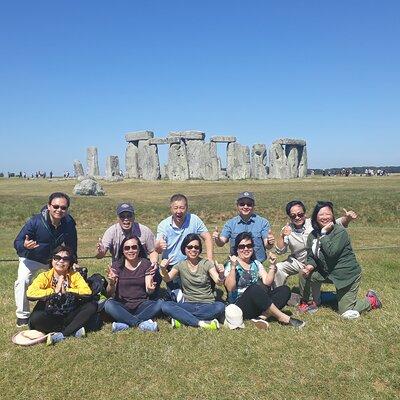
top-left (311, 201), bottom-right (335, 233)
top-left (48, 192), bottom-right (70, 208)
top-left (49, 245), bottom-right (77, 270)
top-left (117, 235), bottom-right (148, 268)
top-left (233, 232), bottom-right (255, 261)
top-left (285, 200), bottom-right (306, 216)
top-left (170, 194), bottom-right (188, 205)
top-left (180, 233), bottom-right (202, 255)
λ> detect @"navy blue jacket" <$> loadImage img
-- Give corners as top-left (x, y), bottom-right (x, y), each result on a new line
top-left (14, 207), bottom-right (78, 264)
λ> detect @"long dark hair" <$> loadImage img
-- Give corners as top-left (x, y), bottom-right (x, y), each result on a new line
top-left (233, 232), bottom-right (255, 261)
top-left (48, 245), bottom-right (76, 270)
top-left (311, 201), bottom-right (335, 233)
top-left (117, 235), bottom-right (148, 268)
top-left (180, 233), bottom-right (202, 255)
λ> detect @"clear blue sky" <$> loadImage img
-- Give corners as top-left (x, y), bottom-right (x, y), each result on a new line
top-left (1, 0), bottom-right (399, 175)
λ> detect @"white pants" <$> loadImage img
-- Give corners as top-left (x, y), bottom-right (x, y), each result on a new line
top-left (14, 257), bottom-right (48, 318)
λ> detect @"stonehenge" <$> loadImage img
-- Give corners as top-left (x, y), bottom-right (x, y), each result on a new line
top-left (74, 133), bottom-right (308, 181)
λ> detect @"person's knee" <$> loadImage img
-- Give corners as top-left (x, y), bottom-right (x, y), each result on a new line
top-left (104, 298), bottom-right (117, 313)
top-left (161, 300), bottom-right (174, 314)
top-left (215, 301), bottom-right (225, 315)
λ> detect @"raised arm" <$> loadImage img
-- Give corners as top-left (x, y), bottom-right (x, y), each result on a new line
top-left (200, 231), bottom-right (214, 261)
top-left (224, 256), bottom-right (238, 292)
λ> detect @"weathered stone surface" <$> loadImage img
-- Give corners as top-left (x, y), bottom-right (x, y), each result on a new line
top-left (273, 138), bottom-right (306, 147)
top-left (168, 131), bottom-right (205, 140)
top-left (73, 178), bottom-right (105, 196)
top-left (160, 164), bottom-right (168, 180)
top-left (167, 141), bottom-right (189, 180)
top-left (148, 137), bottom-right (180, 145)
top-left (87, 147), bottom-right (100, 176)
top-left (107, 175), bottom-right (123, 182)
top-left (125, 131), bottom-right (154, 142)
top-left (105, 156), bottom-right (120, 179)
top-left (251, 144), bottom-right (268, 179)
top-left (125, 143), bottom-right (139, 178)
top-left (226, 143), bottom-right (251, 179)
top-left (186, 140), bottom-right (206, 179)
top-left (73, 160), bottom-right (84, 178)
top-left (298, 145), bottom-right (308, 178)
top-left (210, 136), bottom-right (236, 143)
top-left (138, 140), bottom-right (160, 180)
top-left (268, 139), bottom-right (307, 179)
top-left (202, 142), bottom-right (220, 180)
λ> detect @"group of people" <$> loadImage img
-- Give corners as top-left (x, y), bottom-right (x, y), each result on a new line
top-left (13, 191), bottom-right (382, 345)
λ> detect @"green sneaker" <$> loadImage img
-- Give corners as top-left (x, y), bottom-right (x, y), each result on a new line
top-left (199, 319), bottom-right (220, 331)
top-left (171, 318), bottom-right (182, 329)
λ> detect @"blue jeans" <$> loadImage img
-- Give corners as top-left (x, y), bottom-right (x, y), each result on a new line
top-left (104, 299), bottom-right (163, 327)
top-left (161, 301), bottom-right (225, 327)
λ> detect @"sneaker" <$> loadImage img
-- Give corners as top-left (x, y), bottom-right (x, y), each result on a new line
top-left (74, 327), bottom-right (86, 338)
top-left (251, 318), bottom-right (270, 330)
top-left (138, 319), bottom-right (158, 332)
top-left (297, 300), bottom-right (318, 314)
top-left (297, 301), bottom-right (309, 313)
top-left (171, 318), bottom-right (182, 329)
top-left (307, 301), bottom-right (319, 314)
top-left (366, 289), bottom-right (382, 309)
top-left (199, 319), bottom-right (220, 330)
top-left (16, 318), bottom-right (29, 328)
top-left (112, 322), bottom-right (130, 333)
top-left (280, 317), bottom-right (306, 328)
top-left (46, 332), bottom-right (65, 346)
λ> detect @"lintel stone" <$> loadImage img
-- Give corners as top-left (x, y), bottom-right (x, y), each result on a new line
top-left (210, 136), bottom-right (236, 143)
top-left (125, 131), bottom-right (154, 142)
top-left (168, 131), bottom-right (205, 140)
top-left (149, 137), bottom-right (180, 145)
top-left (273, 138), bottom-right (306, 146)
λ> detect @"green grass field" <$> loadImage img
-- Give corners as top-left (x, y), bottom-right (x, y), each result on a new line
top-left (1, 176), bottom-right (399, 400)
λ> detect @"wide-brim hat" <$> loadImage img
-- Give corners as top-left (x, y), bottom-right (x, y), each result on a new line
top-left (224, 304), bottom-right (245, 329)
top-left (12, 330), bottom-right (49, 346)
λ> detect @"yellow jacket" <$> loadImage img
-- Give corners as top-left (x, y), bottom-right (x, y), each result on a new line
top-left (27, 268), bottom-right (92, 300)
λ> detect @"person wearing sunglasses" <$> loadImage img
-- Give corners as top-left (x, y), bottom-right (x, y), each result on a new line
top-left (26, 246), bottom-right (96, 345)
top-left (96, 202), bottom-right (158, 264)
top-left (13, 192), bottom-right (78, 328)
top-left (213, 192), bottom-right (274, 263)
top-left (299, 201), bottom-right (381, 318)
top-left (274, 200), bottom-right (357, 312)
top-left (159, 234), bottom-right (225, 330)
top-left (224, 232), bottom-right (305, 328)
top-left (103, 235), bottom-right (162, 333)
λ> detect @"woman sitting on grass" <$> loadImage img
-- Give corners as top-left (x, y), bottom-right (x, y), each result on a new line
top-left (160, 233), bottom-right (225, 330)
top-left (225, 232), bottom-right (305, 329)
top-left (299, 201), bottom-right (382, 318)
top-left (27, 245), bottom-right (97, 345)
top-left (104, 235), bottom-right (162, 333)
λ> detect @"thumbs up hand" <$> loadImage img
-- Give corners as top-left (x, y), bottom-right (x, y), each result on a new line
top-left (24, 235), bottom-right (39, 249)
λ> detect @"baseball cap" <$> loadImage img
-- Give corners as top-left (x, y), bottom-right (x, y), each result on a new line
top-left (116, 202), bottom-right (135, 215)
top-left (224, 304), bottom-right (245, 329)
top-left (237, 191), bottom-right (255, 203)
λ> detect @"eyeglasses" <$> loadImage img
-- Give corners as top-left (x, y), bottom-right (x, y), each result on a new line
top-left (186, 245), bottom-right (200, 250)
top-left (51, 204), bottom-right (68, 211)
top-left (53, 255), bottom-right (71, 262)
top-left (238, 202), bottom-right (254, 207)
top-left (119, 212), bottom-right (133, 220)
top-left (237, 243), bottom-right (254, 250)
top-left (123, 245), bottom-right (138, 251)
top-left (290, 212), bottom-right (305, 219)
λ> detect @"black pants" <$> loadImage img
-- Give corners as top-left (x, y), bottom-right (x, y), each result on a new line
top-left (235, 284), bottom-right (291, 320)
top-left (29, 300), bottom-right (98, 336)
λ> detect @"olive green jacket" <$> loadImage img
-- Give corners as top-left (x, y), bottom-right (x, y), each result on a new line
top-left (306, 224), bottom-right (361, 289)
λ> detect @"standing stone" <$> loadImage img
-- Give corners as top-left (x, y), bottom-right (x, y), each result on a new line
top-left (186, 140), bottom-right (206, 179)
top-left (87, 147), bottom-right (100, 176)
top-left (269, 142), bottom-right (287, 179)
top-left (105, 156), bottom-right (120, 179)
top-left (125, 142), bottom-right (139, 178)
top-left (73, 160), bottom-right (84, 178)
top-left (226, 142), bottom-right (251, 180)
top-left (251, 144), bottom-right (268, 179)
top-left (298, 145), bottom-right (308, 178)
top-left (286, 145), bottom-right (299, 178)
top-left (138, 141), bottom-right (160, 180)
top-left (167, 140), bottom-right (189, 180)
top-left (202, 142), bottom-right (220, 180)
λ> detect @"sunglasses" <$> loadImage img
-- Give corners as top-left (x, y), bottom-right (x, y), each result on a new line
top-left (238, 202), bottom-right (254, 207)
top-left (237, 243), bottom-right (254, 250)
top-left (123, 245), bottom-right (138, 251)
top-left (186, 245), bottom-right (200, 250)
top-left (290, 212), bottom-right (305, 219)
top-left (51, 204), bottom-right (68, 211)
top-left (119, 213), bottom-right (133, 220)
top-left (53, 255), bottom-right (71, 262)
